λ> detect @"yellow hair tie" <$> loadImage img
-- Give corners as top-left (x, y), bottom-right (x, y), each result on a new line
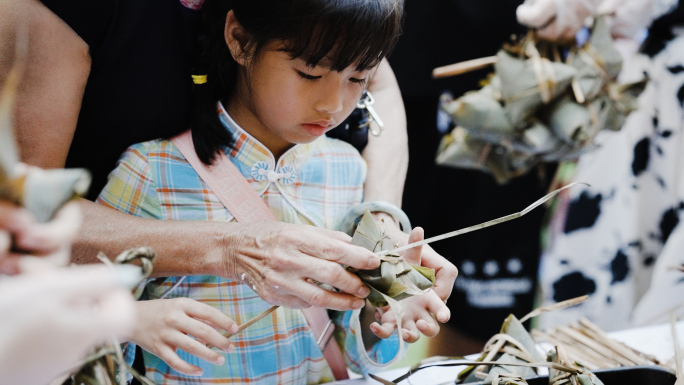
top-left (192, 75), bottom-right (208, 85)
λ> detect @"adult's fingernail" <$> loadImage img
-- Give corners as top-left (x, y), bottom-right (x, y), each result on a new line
top-left (353, 299), bottom-right (365, 309)
top-left (229, 324), bottom-right (239, 334)
top-left (357, 286), bottom-right (370, 298)
top-left (367, 257), bottom-right (380, 269)
top-left (215, 356), bottom-right (225, 365)
top-left (192, 370), bottom-right (203, 376)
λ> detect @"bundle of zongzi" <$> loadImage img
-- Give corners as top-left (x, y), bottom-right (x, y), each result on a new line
top-left (435, 17), bottom-right (647, 184)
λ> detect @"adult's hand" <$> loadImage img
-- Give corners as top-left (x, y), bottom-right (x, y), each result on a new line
top-left (517, 0), bottom-right (672, 42)
top-left (0, 266), bottom-right (136, 385)
top-left (0, 200), bottom-right (81, 275)
top-left (225, 221), bottom-right (381, 311)
top-left (516, 0), bottom-right (601, 41)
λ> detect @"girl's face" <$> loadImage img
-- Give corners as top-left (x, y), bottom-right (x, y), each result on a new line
top-left (227, 41), bottom-right (373, 158)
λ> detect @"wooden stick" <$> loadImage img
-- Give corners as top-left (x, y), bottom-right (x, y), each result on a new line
top-left (228, 305), bottom-right (278, 338)
top-left (432, 56), bottom-right (499, 79)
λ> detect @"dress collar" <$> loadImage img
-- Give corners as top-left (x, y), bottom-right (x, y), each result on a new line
top-left (217, 101), bottom-right (312, 187)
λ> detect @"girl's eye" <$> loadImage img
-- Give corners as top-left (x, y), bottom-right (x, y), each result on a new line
top-left (296, 70), bottom-right (321, 81)
top-left (349, 77), bottom-right (367, 86)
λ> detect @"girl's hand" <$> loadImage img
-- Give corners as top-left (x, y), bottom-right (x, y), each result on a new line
top-left (367, 226), bottom-right (453, 343)
top-left (131, 298), bottom-right (239, 376)
top-left (370, 290), bottom-right (446, 343)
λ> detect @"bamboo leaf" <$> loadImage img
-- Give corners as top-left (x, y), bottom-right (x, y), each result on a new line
top-left (350, 211), bottom-right (436, 303)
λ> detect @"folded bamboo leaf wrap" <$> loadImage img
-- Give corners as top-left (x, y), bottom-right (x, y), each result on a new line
top-left (350, 211), bottom-right (436, 308)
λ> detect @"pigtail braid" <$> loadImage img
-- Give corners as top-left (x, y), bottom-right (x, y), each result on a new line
top-left (191, 0), bottom-right (237, 165)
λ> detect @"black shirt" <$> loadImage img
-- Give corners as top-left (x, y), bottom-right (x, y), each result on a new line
top-left (389, 0), bottom-right (550, 341)
top-left (41, 0), bottom-right (200, 200)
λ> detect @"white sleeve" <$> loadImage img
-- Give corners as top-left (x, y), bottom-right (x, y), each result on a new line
top-left (603, 0), bottom-right (679, 39)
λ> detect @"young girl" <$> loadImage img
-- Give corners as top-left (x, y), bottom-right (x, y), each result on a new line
top-left (98, 0), bottom-right (447, 382)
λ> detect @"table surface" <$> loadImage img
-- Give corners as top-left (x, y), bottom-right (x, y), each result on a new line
top-left (328, 321), bottom-right (684, 385)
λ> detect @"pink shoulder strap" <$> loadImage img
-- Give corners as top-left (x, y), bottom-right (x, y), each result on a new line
top-left (171, 130), bottom-right (349, 380)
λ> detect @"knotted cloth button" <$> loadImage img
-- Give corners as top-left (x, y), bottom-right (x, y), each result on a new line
top-left (250, 161), bottom-right (296, 185)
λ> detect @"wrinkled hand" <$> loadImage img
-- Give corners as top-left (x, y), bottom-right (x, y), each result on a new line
top-left (0, 200), bottom-right (81, 275)
top-left (368, 222), bottom-right (457, 342)
top-left (130, 298), bottom-right (238, 376)
top-left (225, 221), bottom-right (380, 311)
top-left (0, 266), bottom-right (135, 385)
top-left (516, 0), bottom-right (602, 41)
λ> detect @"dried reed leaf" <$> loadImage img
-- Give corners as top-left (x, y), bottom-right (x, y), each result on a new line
top-left (556, 326), bottom-right (634, 367)
top-left (575, 318), bottom-right (658, 366)
top-left (459, 314), bottom-right (543, 383)
top-left (378, 182), bottom-right (586, 257)
top-left (548, 345), bottom-right (606, 385)
top-left (390, 359), bottom-right (580, 385)
top-left (532, 329), bottom-right (606, 370)
top-left (520, 295), bottom-right (588, 323)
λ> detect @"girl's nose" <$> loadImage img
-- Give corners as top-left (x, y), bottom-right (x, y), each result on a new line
top-left (313, 85), bottom-right (344, 115)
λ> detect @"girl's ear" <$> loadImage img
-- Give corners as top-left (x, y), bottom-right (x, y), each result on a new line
top-left (224, 10), bottom-right (250, 66)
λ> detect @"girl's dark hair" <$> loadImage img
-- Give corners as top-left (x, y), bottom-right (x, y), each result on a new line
top-left (191, 0), bottom-right (404, 164)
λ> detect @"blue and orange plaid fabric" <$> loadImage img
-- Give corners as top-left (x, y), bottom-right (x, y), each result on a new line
top-left (98, 103), bottom-right (400, 384)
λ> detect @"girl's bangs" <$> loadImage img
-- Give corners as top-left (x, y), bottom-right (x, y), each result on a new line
top-left (279, 2), bottom-right (402, 72)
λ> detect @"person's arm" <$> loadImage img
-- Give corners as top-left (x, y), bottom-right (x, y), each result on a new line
top-left (82, 144), bottom-right (382, 312)
top-left (2, 0), bottom-right (90, 169)
top-left (364, 61), bottom-right (458, 331)
top-left (363, 59), bottom-right (408, 206)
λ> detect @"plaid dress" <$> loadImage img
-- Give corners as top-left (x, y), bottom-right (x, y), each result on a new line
top-left (97, 103), bottom-right (400, 384)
